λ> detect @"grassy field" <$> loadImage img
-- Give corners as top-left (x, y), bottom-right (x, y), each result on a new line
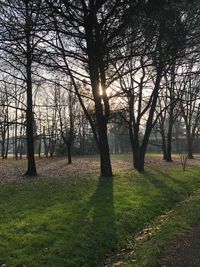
top-left (0, 163), bottom-right (200, 266)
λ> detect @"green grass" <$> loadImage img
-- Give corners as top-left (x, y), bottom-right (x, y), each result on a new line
top-left (1, 166), bottom-right (200, 266)
top-left (122, 187), bottom-right (200, 267)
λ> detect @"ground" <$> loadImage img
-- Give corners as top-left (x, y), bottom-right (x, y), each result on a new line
top-left (0, 153), bottom-right (199, 184)
top-left (156, 224), bottom-right (200, 267)
top-left (0, 154), bottom-right (200, 267)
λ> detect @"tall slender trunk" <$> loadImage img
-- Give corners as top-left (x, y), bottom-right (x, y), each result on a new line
top-left (20, 140), bottom-right (23, 159)
top-left (166, 122), bottom-right (173, 162)
top-left (38, 113), bottom-right (42, 158)
top-left (1, 130), bottom-right (5, 158)
top-left (165, 64), bottom-right (176, 162)
top-left (129, 127), bottom-right (135, 167)
top-left (43, 127), bottom-right (48, 157)
top-left (14, 115), bottom-right (18, 160)
top-left (5, 100), bottom-right (9, 159)
top-left (38, 138), bottom-right (41, 158)
top-left (24, 8), bottom-right (37, 176)
top-left (5, 125), bottom-right (9, 159)
top-left (25, 61), bottom-right (37, 175)
top-left (160, 126), bottom-right (167, 160)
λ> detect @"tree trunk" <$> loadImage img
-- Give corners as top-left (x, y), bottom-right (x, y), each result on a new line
top-left (14, 105), bottom-right (18, 160)
top-left (24, 11), bottom-right (37, 176)
top-left (129, 127), bottom-right (135, 168)
top-left (84, 12), bottom-right (112, 178)
top-left (165, 122), bottom-right (173, 162)
top-left (25, 70), bottom-right (37, 176)
top-left (187, 135), bottom-right (194, 159)
top-left (67, 143), bottom-right (72, 164)
top-left (98, 124), bottom-right (112, 177)
top-left (38, 139), bottom-right (41, 158)
top-left (1, 131), bottom-right (5, 159)
top-left (129, 127), bottom-right (145, 173)
top-left (165, 64), bottom-right (175, 162)
top-left (43, 128), bottom-right (49, 157)
top-left (5, 126), bottom-right (9, 159)
top-left (50, 148), bottom-right (54, 157)
top-left (129, 125), bottom-right (145, 172)
top-left (20, 139), bottom-right (23, 159)
top-left (133, 65), bottom-right (163, 172)
top-left (133, 147), bottom-right (145, 173)
top-left (137, 152), bottom-right (145, 172)
top-left (160, 127), bottom-right (167, 160)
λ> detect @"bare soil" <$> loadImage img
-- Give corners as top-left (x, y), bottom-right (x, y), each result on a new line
top-left (156, 224), bottom-right (200, 267)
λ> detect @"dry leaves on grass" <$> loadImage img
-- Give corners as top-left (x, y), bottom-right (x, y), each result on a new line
top-left (0, 155), bottom-right (199, 185)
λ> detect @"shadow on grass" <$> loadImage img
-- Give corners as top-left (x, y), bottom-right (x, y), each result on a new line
top-left (3, 166), bottom-right (200, 267)
top-left (150, 166), bottom-right (199, 192)
top-left (143, 168), bottom-right (179, 200)
top-left (142, 167), bottom-right (200, 209)
top-left (0, 177), bottom-right (117, 267)
top-left (67, 176), bottom-right (117, 266)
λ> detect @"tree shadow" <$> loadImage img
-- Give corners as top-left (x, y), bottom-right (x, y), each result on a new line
top-left (143, 167), bottom-right (197, 205)
top-left (143, 168), bottom-right (178, 197)
top-left (150, 166), bottom-right (196, 190)
top-left (67, 176), bottom-right (117, 266)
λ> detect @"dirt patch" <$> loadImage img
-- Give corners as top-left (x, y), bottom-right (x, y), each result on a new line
top-left (155, 224), bottom-right (200, 267)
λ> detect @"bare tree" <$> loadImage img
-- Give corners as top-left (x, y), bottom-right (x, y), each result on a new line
top-left (0, 78), bottom-right (10, 159)
top-left (0, 0), bottom-right (47, 175)
top-left (114, 0), bottom-right (187, 171)
top-left (56, 83), bottom-right (77, 164)
top-left (179, 60), bottom-right (200, 159)
top-left (43, 0), bottom-right (144, 177)
top-left (156, 64), bottom-right (180, 161)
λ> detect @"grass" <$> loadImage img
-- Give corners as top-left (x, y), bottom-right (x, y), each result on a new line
top-left (122, 187), bottom-right (200, 267)
top-left (1, 165), bottom-right (200, 266)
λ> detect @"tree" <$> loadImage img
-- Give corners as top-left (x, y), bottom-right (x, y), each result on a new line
top-left (43, 0), bottom-right (143, 176)
top-left (179, 61), bottom-right (200, 159)
top-left (114, 0), bottom-right (187, 171)
top-left (0, 0), bottom-right (47, 175)
top-left (156, 64), bottom-right (180, 161)
top-left (57, 83), bottom-right (77, 164)
top-left (0, 77), bottom-right (10, 159)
